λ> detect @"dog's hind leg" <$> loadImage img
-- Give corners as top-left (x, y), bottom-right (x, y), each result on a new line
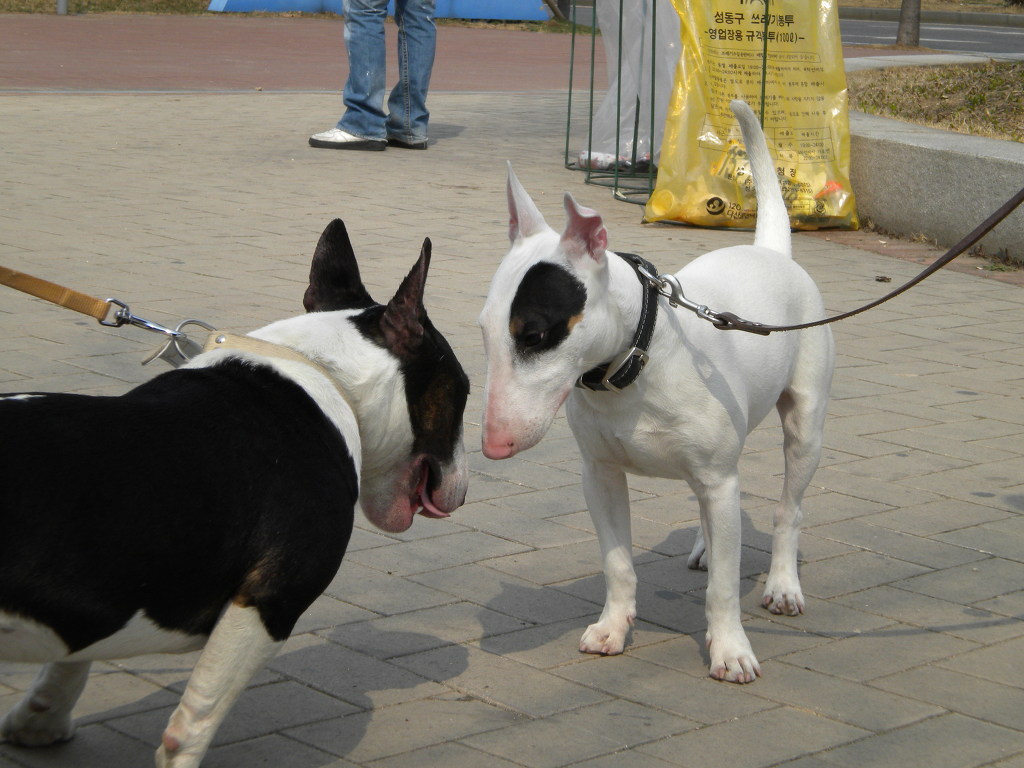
top-left (0, 660), bottom-right (91, 746)
top-left (686, 525), bottom-right (707, 571)
top-left (579, 460), bottom-right (637, 656)
top-left (697, 473), bottom-right (760, 683)
top-left (763, 368), bottom-right (831, 616)
top-left (156, 603), bottom-right (282, 768)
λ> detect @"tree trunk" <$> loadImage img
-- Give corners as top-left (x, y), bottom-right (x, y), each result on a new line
top-left (896, 0), bottom-right (921, 46)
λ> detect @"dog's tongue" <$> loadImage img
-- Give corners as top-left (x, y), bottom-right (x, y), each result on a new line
top-left (416, 464), bottom-right (450, 519)
top-left (417, 491), bottom-right (449, 519)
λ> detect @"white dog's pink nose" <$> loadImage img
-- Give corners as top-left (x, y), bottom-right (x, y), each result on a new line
top-left (482, 435), bottom-right (518, 460)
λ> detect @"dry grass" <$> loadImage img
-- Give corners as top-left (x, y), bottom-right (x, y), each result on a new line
top-left (841, 0), bottom-right (1024, 143)
top-left (847, 61), bottom-right (1024, 142)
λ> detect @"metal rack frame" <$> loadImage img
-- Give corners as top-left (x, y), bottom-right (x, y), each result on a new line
top-left (563, 0), bottom-right (660, 206)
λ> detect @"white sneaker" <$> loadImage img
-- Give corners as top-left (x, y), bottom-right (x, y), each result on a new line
top-left (309, 128), bottom-right (386, 151)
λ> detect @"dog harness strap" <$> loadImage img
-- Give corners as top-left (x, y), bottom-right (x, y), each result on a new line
top-left (577, 252), bottom-right (659, 393)
top-left (203, 333), bottom-right (353, 407)
top-left (204, 333), bottom-right (314, 367)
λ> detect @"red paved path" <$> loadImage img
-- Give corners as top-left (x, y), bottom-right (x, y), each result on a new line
top-left (0, 14), bottom-right (604, 91)
top-left (0, 13), bottom-right (892, 92)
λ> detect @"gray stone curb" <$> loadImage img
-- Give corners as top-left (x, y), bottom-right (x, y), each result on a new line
top-left (846, 54), bottom-right (1024, 262)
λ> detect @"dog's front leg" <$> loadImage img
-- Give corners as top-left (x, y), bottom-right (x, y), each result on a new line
top-left (156, 603), bottom-right (282, 768)
top-left (0, 660), bottom-right (91, 746)
top-left (579, 459), bottom-right (637, 655)
top-left (697, 474), bottom-right (761, 683)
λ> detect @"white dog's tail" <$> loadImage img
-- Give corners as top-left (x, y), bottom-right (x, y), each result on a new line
top-left (730, 100), bottom-right (791, 258)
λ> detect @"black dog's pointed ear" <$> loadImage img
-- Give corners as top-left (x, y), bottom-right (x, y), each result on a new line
top-left (303, 219), bottom-right (376, 313)
top-left (380, 238), bottom-right (430, 358)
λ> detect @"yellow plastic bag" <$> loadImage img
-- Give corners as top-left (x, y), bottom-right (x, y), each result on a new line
top-left (644, 0), bottom-right (858, 230)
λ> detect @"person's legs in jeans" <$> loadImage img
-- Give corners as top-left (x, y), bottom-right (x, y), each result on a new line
top-left (338, 0), bottom-right (389, 140)
top-left (386, 0), bottom-right (437, 144)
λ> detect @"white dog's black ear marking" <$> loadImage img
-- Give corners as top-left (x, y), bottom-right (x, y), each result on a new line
top-left (509, 262), bottom-right (586, 357)
top-left (304, 219), bottom-right (376, 312)
top-left (380, 238), bottom-right (430, 358)
top-left (561, 194), bottom-right (608, 264)
top-left (506, 163), bottom-right (548, 243)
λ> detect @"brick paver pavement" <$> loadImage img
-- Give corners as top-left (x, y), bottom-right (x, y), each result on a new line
top-left (1, 14), bottom-right (1022, 768)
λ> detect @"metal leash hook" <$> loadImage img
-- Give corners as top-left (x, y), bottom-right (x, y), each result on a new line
top-left (101, 298), bottom-right (183, 337)
top-left (140, 319), bottom-right (217, 367)
top-left (100, 299), bottom-right (215, 367)
top-left (657, 273), bottom-right (729, 327)
top-left (633, 264), bottom-right (730, 328)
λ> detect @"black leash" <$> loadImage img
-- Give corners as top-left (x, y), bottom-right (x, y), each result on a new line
top-left (574, 186), bottom-right (1023, 394)
top-left (700, 184), bottom-right (1024, 335)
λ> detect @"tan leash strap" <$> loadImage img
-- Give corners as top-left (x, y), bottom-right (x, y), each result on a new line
top-left (0, 266), bottom-right (112, 322)
top-left (1, 265), bottom-right (215, 368)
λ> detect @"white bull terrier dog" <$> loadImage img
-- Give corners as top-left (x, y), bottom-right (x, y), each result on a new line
top-left (479, 100), bottom-right (835, 683)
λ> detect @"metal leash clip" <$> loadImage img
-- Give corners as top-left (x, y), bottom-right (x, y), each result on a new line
top-left (140, 318), bottom-right (217, 367)
top-left (97, 299), bottom-right (215, 367)
top-left (650, 273), bottom-right (729, 328)
top-left (101, 298), bottom-right (185, 337)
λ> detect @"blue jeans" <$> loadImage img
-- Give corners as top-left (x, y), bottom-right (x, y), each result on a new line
top-left (337, 0), bottom-right (437, 143)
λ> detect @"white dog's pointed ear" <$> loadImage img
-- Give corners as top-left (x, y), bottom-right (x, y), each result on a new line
top-left (561, 193), bottom-right (608, 264)
top-left (507, 162), bottom-right (547, 243)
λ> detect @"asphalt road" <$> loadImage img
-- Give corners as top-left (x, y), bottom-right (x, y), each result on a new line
top-left (568, 8), bottom-right (1024, 58)
top-left (839, 18), bottom-right (1024, 56)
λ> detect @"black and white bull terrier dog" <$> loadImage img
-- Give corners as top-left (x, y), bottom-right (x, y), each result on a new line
top-left (479, 101), bottom-right (835, 683)
top-left (0, 219), bottom-right (470, 766)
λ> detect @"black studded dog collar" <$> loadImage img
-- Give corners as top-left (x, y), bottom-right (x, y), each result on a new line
top-left (576, 252), bottom-right (660, 393)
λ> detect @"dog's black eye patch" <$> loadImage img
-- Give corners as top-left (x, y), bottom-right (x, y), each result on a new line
top-left (509, 262), bottom-right (586, 358)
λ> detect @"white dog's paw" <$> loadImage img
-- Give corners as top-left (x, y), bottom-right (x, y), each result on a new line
top-left (580, 613), bottom-right (634, 655)
top-left (762, 576), bottom-right (805, 616)
top-left (156, 730), bottom-right (204, 768)
top-left (707, 632), bottom-right (761, 684)
top-left (156, 744), bottom-right (198, 768)
top-left (0, 696), bottom-right (76, 747)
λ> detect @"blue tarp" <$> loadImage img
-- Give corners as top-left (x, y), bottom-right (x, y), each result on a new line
top-left (206, 0), bottom-right (552, 20)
